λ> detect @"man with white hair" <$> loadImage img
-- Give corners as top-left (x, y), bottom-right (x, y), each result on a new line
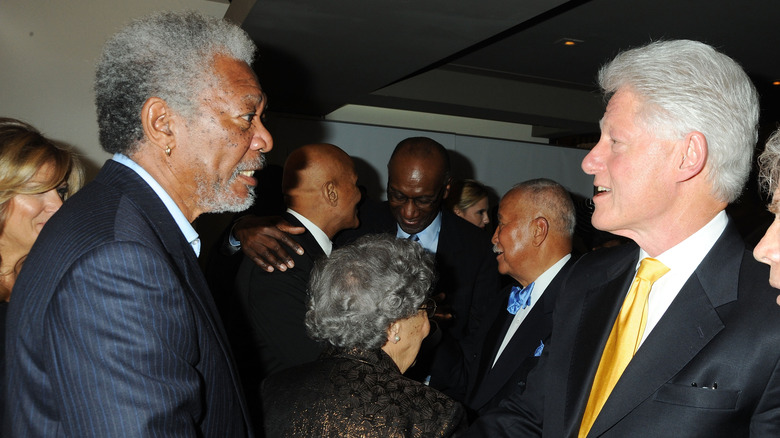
top-left (466, 40), bottom-right (780, 437)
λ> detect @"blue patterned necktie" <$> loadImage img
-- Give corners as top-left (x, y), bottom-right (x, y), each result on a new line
top-left (408, 234), bottom-right (420, 242)
top-left (507, 282), bottom-right (535, 315)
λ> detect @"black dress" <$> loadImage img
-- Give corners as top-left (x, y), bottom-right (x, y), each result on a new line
top-left (261, 344), bottom-right (466, 437)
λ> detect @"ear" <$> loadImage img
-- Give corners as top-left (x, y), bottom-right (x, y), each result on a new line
top-left (323, 181), bottom-right (338, 206)
top-left (453, 206), bottom-right (464, 218)
top-left (442, 177), bottom-right (452, 200)
top-left (677, 131), bottom-right (708, 182)
top-left (532, 217), bottom-right (549, 246)
top-left (141, 97), bottom-right (176, 156)
top-left (387, 321), bottom-right (401, 344)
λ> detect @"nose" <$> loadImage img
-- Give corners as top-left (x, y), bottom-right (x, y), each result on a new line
top-left (43, 189), bottom-right (63, 212)
top-left (582, 136), bottom-right (607, 176)
top-left (491, 226), bottom-right (499, 246)
top-left (482, 212), bottom-right (490, 225)
top-left (401, 199), bottom-right (418, 220)
top-left (251, 119), bottom-right (274, 153)
top-left (754, 220), bottom-right (780, 266)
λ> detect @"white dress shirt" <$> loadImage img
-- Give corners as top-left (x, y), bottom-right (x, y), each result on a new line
top-left (638, 210), bottom-right (728, 347)
top-left (287, 208), bottom-right (332, 256)
top-left (112, 154), bottom-right (201, 256)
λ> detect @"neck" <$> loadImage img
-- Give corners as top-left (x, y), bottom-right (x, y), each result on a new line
top-left (289, 202), bottom-right (340, 239)
top-left (624, 204), bottom-right (724, 257)
top-left (130, 151), bottom-right (200, 222)
top-left (0, 249), bottom-right (23, 302)
top-left (381, 341), bottom-right (414, 374)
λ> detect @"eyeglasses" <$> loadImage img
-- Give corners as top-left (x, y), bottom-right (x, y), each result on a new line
top-left (418, 298), bottom-right (437, 319)
top-left (387, 184), bottom-right (446, 209)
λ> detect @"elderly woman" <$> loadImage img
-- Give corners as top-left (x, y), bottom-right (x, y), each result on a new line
top-left (0, 117), bottom-right (83, 429)
top-left (261, 234), bottom-right (466, 437)
top-left (446, 178), bottom-right (491, 229)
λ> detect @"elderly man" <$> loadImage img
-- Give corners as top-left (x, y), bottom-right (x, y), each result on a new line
top-left (753, 129), bottom-right (780, 298)
top-left (231, 144), bottom-right (360, 406)
top-left (235, 136), bottom-right (500, 342)
top-left (466, 40), bottom-right (780, 437)
top-left (461, 179), bottom-right (576, 416)
top-left (4, 12), bottom-right (270, 437)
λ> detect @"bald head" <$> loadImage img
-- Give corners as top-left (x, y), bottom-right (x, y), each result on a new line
top-left (388, 137), bottom-right (450, 185)
top-left (283, 144), bottom-right (361, 238)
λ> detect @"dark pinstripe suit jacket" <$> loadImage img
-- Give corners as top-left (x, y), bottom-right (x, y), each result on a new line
top-left (4, 160), bottom-right (253, 437)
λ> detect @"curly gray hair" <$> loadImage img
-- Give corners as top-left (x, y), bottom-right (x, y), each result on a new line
top-left (94, 10), bottom-right (256, 155)
top-left (599, 39), bottom-right (759, 203)
top-left (305, 234), bottom-right (435, 350)
top-left (759, 129), bottom-right (780, 200)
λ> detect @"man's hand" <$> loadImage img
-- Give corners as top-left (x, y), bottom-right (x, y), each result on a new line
top-left (234, 215), bottom-right (306, 272)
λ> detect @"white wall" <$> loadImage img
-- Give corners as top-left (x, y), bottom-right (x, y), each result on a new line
top-left (265, 116), bottom-right (593, 201)
top-left (0, 0), bottom-right (230, 177)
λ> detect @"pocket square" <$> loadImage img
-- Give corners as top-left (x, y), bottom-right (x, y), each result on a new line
top-left (534, 340), bottom-right (544, 357)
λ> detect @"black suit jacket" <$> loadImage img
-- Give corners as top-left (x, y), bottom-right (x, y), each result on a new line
top-left (466, 221), bottom-right (780, 437)
top-left (4, 160), bottom-right (252, 437)
top-left (466, 257), bottom-right (576, 415)
top-left (234, 212), bottom-right (326, 379)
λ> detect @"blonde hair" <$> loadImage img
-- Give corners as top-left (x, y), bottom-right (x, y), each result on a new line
top-left (446, 179), bottom-right (489, 213)
top-left (0, 118), bottom-right (84, 296)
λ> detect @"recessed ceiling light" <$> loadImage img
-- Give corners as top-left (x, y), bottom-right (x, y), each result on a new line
top-left (555, 38), bottom-right (583, 46)
top-left (773, 81), bottom-right (780, 86)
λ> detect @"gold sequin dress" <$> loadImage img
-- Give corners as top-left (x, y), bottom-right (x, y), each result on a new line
top-left (261, 344), bottom-right (466, 437)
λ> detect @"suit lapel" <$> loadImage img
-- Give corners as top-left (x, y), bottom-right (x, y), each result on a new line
top-left (98, 161), bottom-right (252, 427)
top-left (562, 247), bottom-right (638, 437)
top-left (586, 224), bottom-right (742, 437)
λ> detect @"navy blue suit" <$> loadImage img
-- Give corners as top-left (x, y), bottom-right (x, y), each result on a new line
top-left (465, 258), bottom-right (576, 415)
top-left (4, 160), bottom-right (252, 437)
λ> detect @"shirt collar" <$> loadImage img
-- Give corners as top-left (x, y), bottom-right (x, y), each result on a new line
top-left (287, 208), bottom-right (333, 256)
top-left (396, 211), bottom-right (442, 253)
top-left (639, 210), bottom-right (728, 277)
top-left (112, 154), bottom-right (201, 257)
top-left (528, 253), bottom-right (572, 298)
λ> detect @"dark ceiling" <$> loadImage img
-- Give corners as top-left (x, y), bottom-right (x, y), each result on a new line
top-left (231, 0), bottom-right (780, 146)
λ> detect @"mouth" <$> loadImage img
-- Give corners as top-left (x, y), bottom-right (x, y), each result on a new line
top-left (493, 244), bottom-right (503, 255)
top-left (593, 185), bottom-right (611, 197)
top-left (235, 169), bottom-right (258, 187)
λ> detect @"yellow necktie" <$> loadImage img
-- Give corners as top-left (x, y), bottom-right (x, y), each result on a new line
top-left (578, 257), bottom-right (670, 438)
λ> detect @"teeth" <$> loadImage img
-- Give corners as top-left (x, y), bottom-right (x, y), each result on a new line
top-left (239, 170), bottom-right (254, 177)
top-left (596, 186), bottom-right (610, 193)
top-left (493, 244), bottom-right (503, 254)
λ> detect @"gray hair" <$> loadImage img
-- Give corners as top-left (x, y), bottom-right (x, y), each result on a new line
top-left (305, 234), bottom-right (435, 350)
top-left (759, 128), bottom-right (780, 200)
top-left (598, 40), bottom-right (759, 203)
top-left (511, 178), bottom-right (576, 238)
top-left (94, 10), bottom-right (256, 155)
